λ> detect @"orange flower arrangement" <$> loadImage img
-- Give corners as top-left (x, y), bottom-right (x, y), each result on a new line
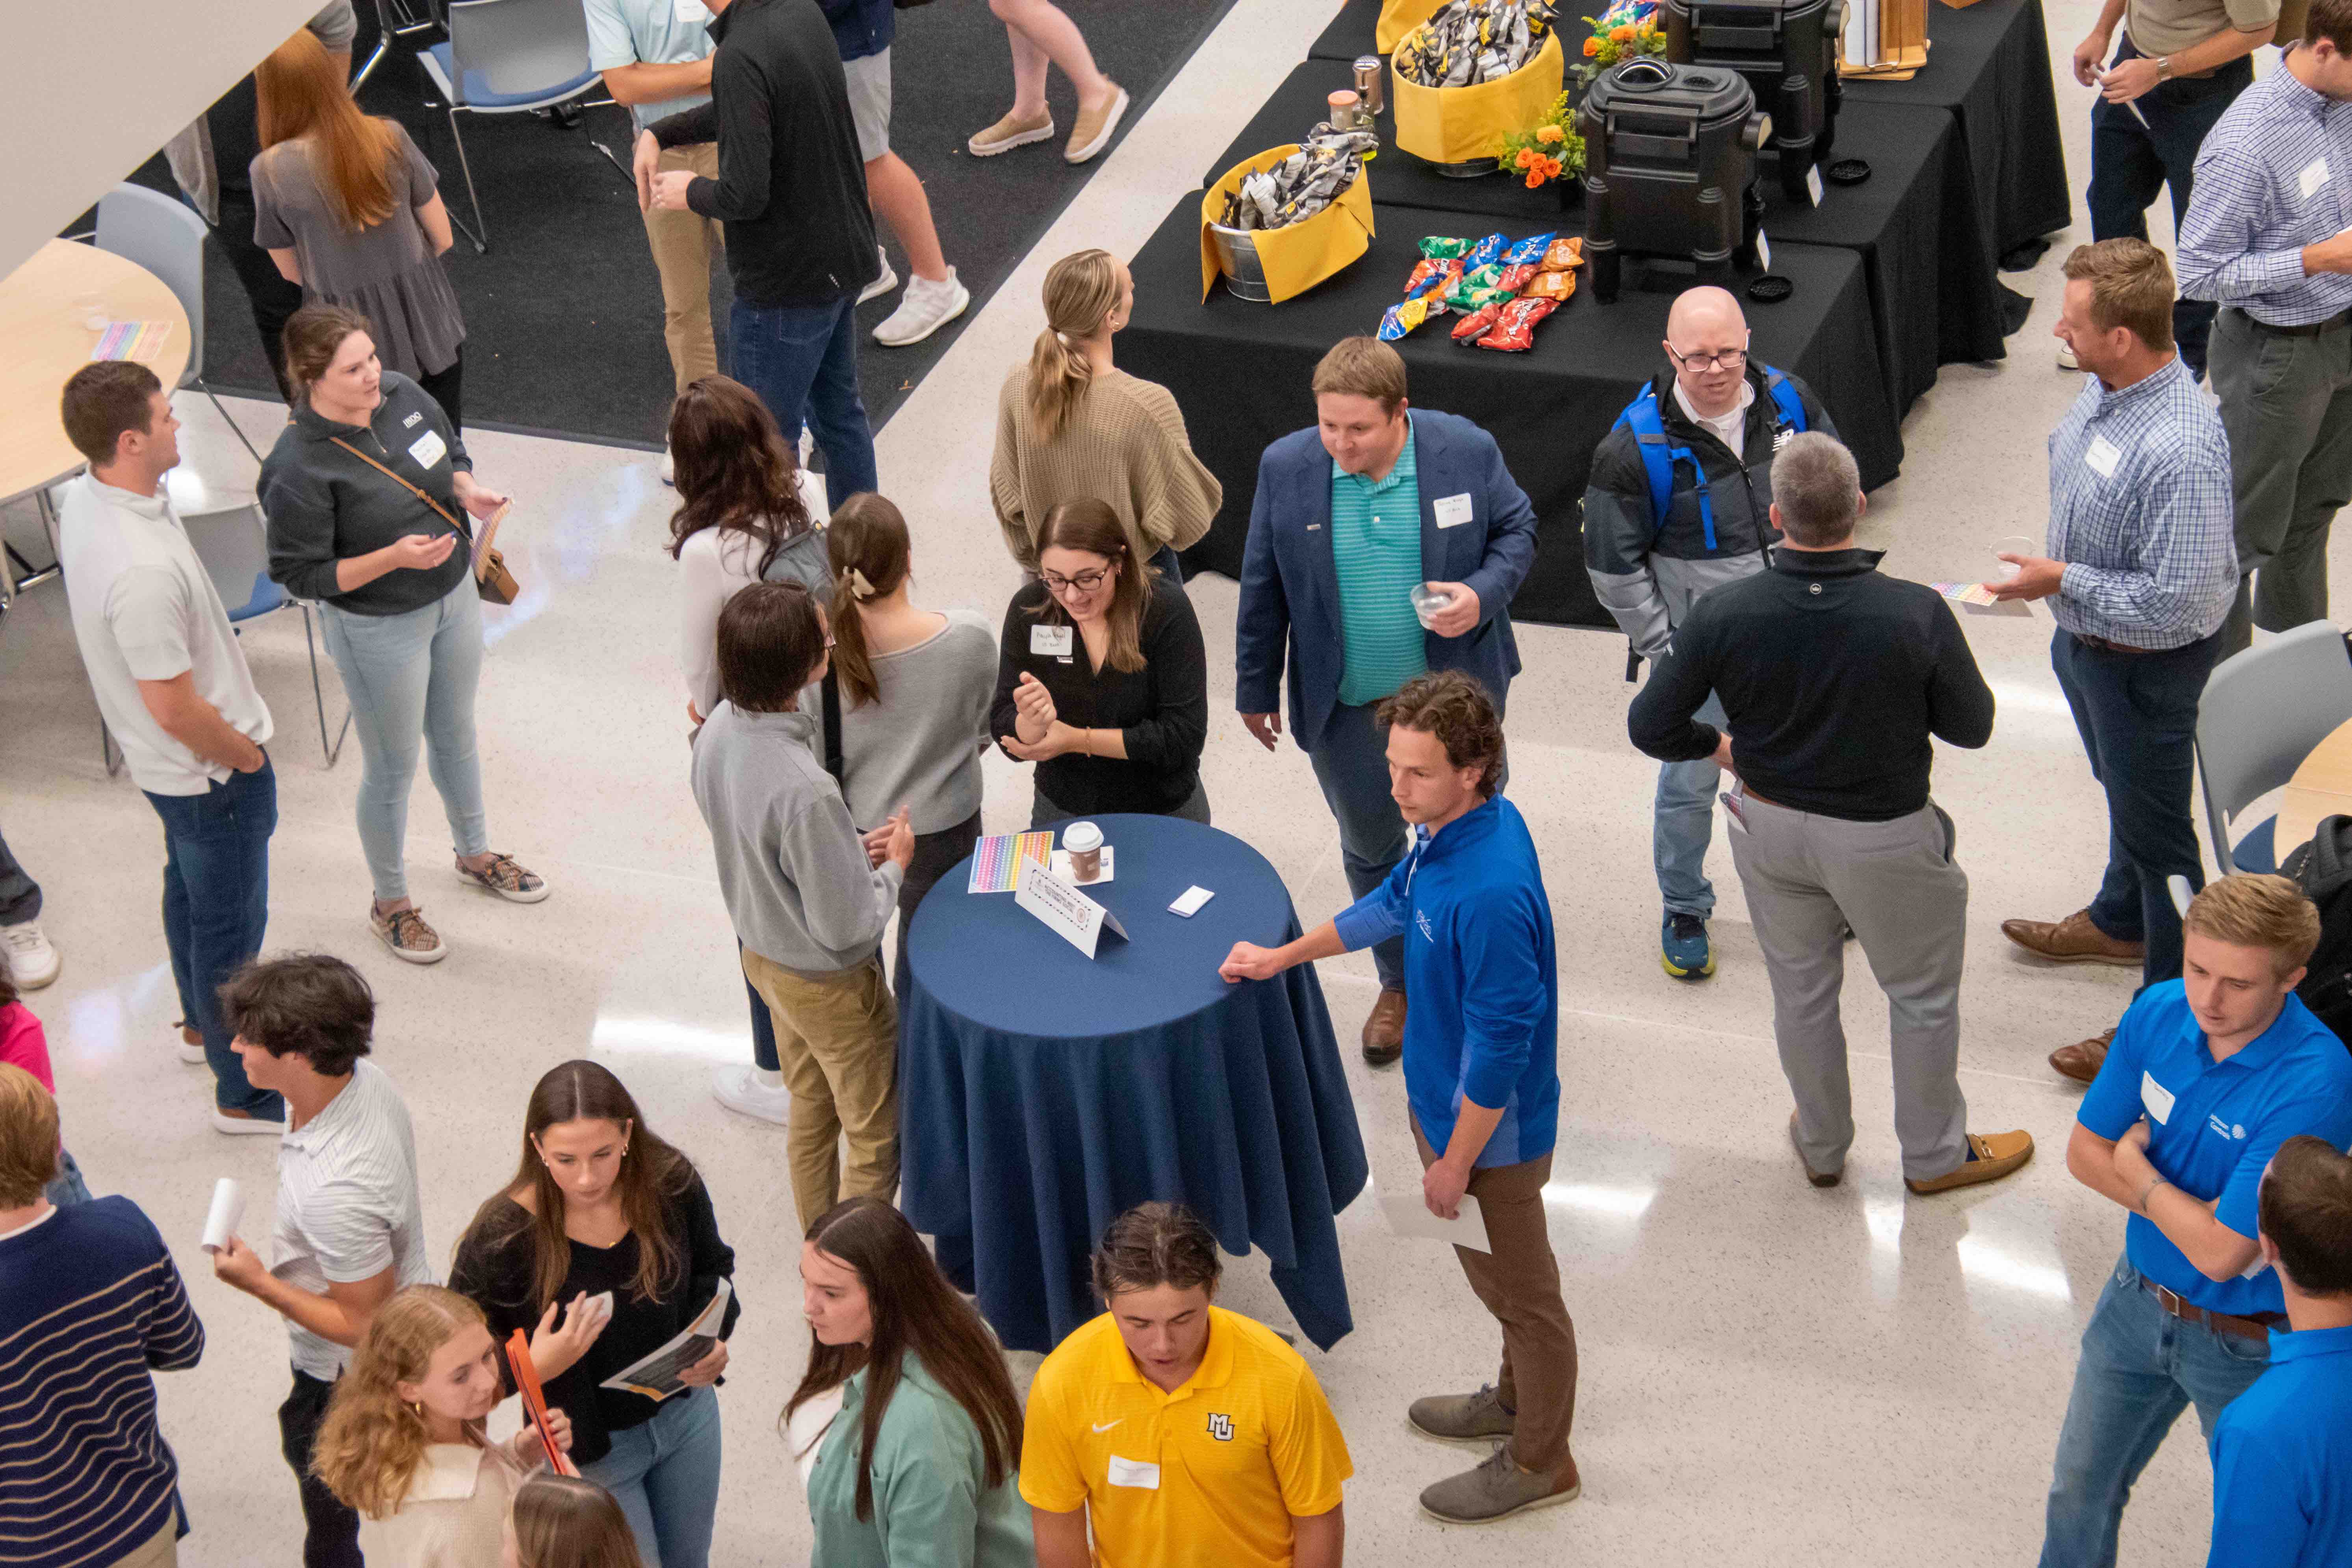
top-left (1582, 35), bottom-right (1600, 54)
top-left (1496, 92), bottom-right (1585, 188)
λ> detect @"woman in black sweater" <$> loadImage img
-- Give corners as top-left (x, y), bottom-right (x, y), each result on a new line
top-left (449, 1061), bottom-right (737, 1568)
top-left (991, 498), bottom-right (1209, 825)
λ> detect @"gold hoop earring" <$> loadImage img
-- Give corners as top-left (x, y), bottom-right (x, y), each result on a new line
top-left (411, 1401), bottom-right (425, 1419)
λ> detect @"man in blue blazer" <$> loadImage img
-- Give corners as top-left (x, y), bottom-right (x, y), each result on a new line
top-left (1236, 336), bottom-right (1539, 1065)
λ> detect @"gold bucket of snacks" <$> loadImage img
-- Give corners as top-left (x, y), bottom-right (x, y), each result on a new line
top-left (1199, 138), bottom-right (1377, 305)
top-left (1393, 17), bottom-right (1565, 173)
top-left (1377, 0), bottom-right (1448, 49)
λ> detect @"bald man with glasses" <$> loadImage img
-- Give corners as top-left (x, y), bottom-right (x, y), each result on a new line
top-left (1584, 286), bottom-right (1838, 983)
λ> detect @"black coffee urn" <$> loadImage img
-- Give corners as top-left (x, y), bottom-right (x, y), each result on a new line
top-left (1662, 0), bottom-right (1842, 202)
top-left (1578, 60), bottom-right (1772, 302)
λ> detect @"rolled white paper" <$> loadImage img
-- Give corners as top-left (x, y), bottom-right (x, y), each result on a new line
top-left (200, 1177), bottom-right (244, 1254)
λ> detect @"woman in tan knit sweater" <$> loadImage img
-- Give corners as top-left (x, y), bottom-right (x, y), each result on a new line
top-left (989, 248), bottom-right (1223, 579)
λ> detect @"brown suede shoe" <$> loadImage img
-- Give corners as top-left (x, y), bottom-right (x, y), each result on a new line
top-left (1363, 988), bottom-right (1407, 1067)
top-left (2001, 909), bottom-right (2144, 967)
top-left (2050, 1027), bottom-right (2116, 1086)
top-left (1789, 1111), bottom-right (1840, 1188)
top-left (1906, 1129), bottom-right (2035, 1194)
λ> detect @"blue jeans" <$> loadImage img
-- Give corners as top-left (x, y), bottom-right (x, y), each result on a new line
top-left (319, 582), bottom-right (490, 904)
top-left (1308, 700), bottom-right (1411, 991)
top-left (730, 293), bottom-right (877, 511)
top-left (1656, 690), bottom-right (1726, 918)
top-left (581, 1385), bottom-right (722, 1568)
top-left (2051, 628), bottom-right (2220, 992)
top-left (143, 759), bottom-right (282, 1117)
top-left (2086, 39), bottom-right (2250, 379)
top-left (2038, 1255), bottom-right (2271, 1568)
top-left (0, 823), bottom-right (39, 926)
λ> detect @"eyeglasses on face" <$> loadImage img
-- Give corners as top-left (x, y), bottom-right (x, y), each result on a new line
top-left (1041, 566), bottom-right (1115, 593)
top-left (1665, 344), bottom-right (1749, 373)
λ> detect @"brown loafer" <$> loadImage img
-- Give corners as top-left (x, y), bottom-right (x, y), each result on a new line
top-left (2049, 1026), bottom-right (2115, 1086)
top-left (1906, 1129), bottom-right (2035, 1194)
top-left (1363, 987), bottom-right (1406, 1067)
top-left (2001, 909), bottom-right (2144, 967)
top-left (1789, 1111), bottom-right (1840, 1188)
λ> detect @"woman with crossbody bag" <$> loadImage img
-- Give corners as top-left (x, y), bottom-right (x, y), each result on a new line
top-left (262, 303), bottom-right (546, 966)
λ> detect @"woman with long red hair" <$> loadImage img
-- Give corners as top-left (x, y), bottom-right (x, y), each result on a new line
top-left (251, 29), bottom-right (468, 425)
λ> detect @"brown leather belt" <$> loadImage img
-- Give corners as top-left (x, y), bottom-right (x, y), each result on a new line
top-left (2141, 1277), bottom-right (2284, 1343)
top-left (2071, 632), bottom-right (2157, 656)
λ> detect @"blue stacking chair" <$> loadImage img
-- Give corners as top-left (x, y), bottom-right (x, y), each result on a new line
top-left (417, 0), bottom-right (618, 252)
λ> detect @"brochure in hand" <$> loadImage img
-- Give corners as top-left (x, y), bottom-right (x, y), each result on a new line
top-left (598, 1279), bottom-right (732, 1401)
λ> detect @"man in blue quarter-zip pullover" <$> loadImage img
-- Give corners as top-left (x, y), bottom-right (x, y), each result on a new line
top-left (1221, 670), bottom-right (1574, 1529)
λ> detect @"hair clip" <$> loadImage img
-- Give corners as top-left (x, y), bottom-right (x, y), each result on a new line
top-left (847, 566), bottom-right (877, 599)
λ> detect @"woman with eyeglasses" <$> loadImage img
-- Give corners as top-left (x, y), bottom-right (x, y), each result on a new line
top-left (990, 498), bottom-right (1208, 827)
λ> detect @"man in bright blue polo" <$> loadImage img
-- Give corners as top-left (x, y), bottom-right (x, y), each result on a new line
top-left (2038, 873), bottom-right (2352, 1568)
top-left (2207, 1134), bottom-right (2352, 1567)
top-left (1221, 671), bottom-right (1574, 1527)
top-left (1235, 336), bottom-right (1538, 1067)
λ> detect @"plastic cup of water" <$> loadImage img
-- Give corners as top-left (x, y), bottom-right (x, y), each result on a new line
top-left (1409, 582), bottom-right (1454, 629)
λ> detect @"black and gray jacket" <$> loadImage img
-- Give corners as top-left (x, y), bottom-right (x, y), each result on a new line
top-left (1582, 362), bottom-right (1836, 661)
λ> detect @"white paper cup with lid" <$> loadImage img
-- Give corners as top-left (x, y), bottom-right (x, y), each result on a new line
top-left (1063, 821), bottom-right (1104, 881)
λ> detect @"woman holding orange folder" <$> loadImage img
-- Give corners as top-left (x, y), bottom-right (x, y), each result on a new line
top-left (451, 1061), bottom-right (738, 1568)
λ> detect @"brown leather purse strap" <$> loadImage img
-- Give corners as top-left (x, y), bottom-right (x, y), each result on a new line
top-left (327, 436), bottom-right (468, 537)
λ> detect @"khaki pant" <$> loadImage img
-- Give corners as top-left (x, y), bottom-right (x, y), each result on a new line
top-left (643, 142), bottom-right (723, 395)
top-left (741, 947), bottom-right (899, 1230)
top-left (1412, 1117), bottom-right (1579, 1476)
top-left (111, 1519), bottom-right (178, 1568)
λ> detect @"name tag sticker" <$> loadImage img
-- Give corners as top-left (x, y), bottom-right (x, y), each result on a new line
top-left (2084, 436), bottom-right (2122, 479)
top-left (407, 430), bottom-right (447, 470)
top-left (1030, 624), bottom-right (1074, 657)
top-left (674, 0), bottom-right (710, 22)
top-left (1107, 1456), bottom-right (1161, 1490)
top-left (2142, 1071), bottom-right (2176, 1125)
top-left (1434, 492), bottom-right (1475, 529)
top-left (2302, 156), bottom-right (2332, 202)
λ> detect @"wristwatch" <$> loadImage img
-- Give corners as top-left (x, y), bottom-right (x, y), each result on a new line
top-left (2155, 54), bottom-right (2174, 79)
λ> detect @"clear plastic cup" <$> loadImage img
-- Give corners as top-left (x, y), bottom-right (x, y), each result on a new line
top-left (1409, 582), bottom-right (1454, 629)
top-left (1992, 535), bottom-right (2040, 579)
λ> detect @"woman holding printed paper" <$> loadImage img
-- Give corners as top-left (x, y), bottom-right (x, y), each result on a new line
top-left (262, 304), bottom-right (545, 969)
top-left (449, 1061), bottom-right (738, 1568)
top-left (989, 498), bottom-right (1209, 828)
top-left (311, 1284), bottom-right (574, 1566)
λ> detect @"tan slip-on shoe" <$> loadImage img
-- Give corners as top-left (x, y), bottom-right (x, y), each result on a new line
top-left (2050, 1027), bottom-right (2116, 1086)
top-left (1064, 85), bottom-right (1129, 163)
top-left (2001, 909), bottom-right (2144, 967)
top-left (1907, 1130), bottom-right (2035, 1195)
top-left (969, 110), bottom-right (1054, 157)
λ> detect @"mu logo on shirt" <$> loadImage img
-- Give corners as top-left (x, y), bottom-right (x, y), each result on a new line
top-left (1206, 1413), bottom-right (1235, 1442)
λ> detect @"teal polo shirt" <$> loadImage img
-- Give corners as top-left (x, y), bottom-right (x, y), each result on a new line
top-left (2079, 982), bottom-right (2352, 1316)
top-left (1329, 421), bottom-right (1427, 708)
top-left (584, 0), bottom-right (716, 133)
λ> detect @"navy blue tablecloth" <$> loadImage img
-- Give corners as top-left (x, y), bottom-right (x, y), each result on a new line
top-left (900, 815), bottom-right (1369, 1354)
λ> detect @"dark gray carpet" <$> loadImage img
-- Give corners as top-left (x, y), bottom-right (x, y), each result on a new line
top-left (85, 0), bottom-right (1233, 446)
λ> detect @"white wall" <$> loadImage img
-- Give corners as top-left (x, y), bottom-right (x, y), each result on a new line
top-left (2, 0), bottom-right (332, 273)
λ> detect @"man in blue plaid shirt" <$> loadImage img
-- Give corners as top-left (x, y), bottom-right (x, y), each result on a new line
top-left (2178, 0), bottom-right (2352, 653)
top-left (1992, 240), bottom-right (2238, 1084)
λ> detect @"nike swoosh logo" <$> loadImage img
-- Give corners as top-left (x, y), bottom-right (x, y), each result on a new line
top-left (1092, 1420), bottom-right (1123, 1433)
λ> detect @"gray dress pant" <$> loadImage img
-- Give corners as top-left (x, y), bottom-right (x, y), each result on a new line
top-left (1726, 790), bottom-right (1971, 1182)
top-left (2211, 306), bottom-right (2352, 655)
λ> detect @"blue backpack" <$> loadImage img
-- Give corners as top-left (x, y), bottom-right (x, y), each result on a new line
top-left (1613, 368), bottom-right (1807, 550)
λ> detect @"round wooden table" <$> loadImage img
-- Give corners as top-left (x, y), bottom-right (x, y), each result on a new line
top-left (2277, 716), bottom-right (2352, 862)
top-left (0, 239), bottom-right (191, 502)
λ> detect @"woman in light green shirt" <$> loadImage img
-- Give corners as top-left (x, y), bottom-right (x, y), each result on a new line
top-left (787, 1197), bottom-right (1034, 1568)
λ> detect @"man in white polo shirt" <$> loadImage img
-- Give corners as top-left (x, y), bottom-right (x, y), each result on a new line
top-left (208, 953), bottom-right (433, 1568)
top-left (56, 361), bottom-right (280, 1134)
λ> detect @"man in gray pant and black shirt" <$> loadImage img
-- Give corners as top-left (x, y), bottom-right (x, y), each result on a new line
top-left (1628, 433), bottom-right (2034, 1195)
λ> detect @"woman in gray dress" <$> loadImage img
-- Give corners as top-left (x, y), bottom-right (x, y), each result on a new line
top-left (252, 30), bottom-right (467, 425)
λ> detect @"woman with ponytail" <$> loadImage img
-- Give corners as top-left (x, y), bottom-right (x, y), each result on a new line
top-left (312, 1285), bottom-right (573, 1566)
top-left (808, 494), bottom-right (995, 985)
top-left (989, 249), bottom-right (1220, 579)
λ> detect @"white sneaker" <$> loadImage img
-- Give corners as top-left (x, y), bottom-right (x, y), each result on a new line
top-left (712, 1065), bottom-right (791, 1125)
top-left (659, 445), bottom-right (675, 486)
top-left (2057, 341), bottom-right (2079, 370)
top-left (0, 920), bottom-right (59, 989)
top-left (211, 1106), bottom-right (285, 1137)
top-left (859, 247), bottom-right (899, 306)
top-left (874, 268), bottom-right (970, 347)
top-left (178, 1024), bottom-right (207, 1065)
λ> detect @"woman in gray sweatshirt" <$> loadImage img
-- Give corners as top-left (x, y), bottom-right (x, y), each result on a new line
top-left (261, 304), bottom-right (545, 968)
top-left (691, 581), bottom-right (914, 1233)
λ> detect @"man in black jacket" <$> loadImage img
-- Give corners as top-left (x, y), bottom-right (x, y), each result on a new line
top-left (1628, 433), bottom-right (2032, 1196)
top-left (637, 0), bottom-right (880, 507)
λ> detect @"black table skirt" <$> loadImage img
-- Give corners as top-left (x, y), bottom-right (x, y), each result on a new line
top-left (1844, 0), bottom-right (2073, 262)
top-left (1208, 70), bottom-right (2006, 420)
top-left (1122, 195), bottom-right (1897, 629)
top-left (1308, 0), bottom-right (1389, 62)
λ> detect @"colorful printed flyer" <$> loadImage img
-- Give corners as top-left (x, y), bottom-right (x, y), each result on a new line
top-left (967, 830), bottom-right (1054, 894)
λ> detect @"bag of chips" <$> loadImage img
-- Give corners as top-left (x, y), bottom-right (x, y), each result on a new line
top-left (1420, 236), bottom-right (1475, 259)
top-left (1476, 295), bottom-right (1558, 351)
top-left (1450, 301), bottom-right (1507, 343)
top-left (1503, 232), bottom-right (1557, 269)
top-left (1463, 233), bottom-right (1510, 270)
top-left (1522, 269), bottom-right (1576, 301)
top-left (1393, 0), bottom-right (1561, 88)
top-left (1539, 236), bottom-right (1583, 272)
top-left (1215, 122), bottom-right (1383, 232)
